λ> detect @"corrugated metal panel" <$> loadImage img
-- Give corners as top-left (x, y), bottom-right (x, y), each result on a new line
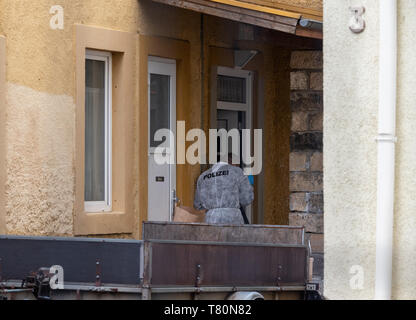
top-left (0, 236), bottom-right (142, 285)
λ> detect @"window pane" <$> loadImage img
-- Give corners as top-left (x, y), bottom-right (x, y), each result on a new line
top-left (217, 75), bottom-right (246, 103)
top-left (85, 59), bottom-right (106, 202)
top-left (150, 74), bottom-right (170, 147)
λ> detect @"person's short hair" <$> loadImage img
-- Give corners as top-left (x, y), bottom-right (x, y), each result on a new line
top-left (217, 152), bottom-right (238, 164)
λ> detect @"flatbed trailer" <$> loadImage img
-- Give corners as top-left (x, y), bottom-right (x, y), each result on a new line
top-left (0, 222), bottom-right (321, 300)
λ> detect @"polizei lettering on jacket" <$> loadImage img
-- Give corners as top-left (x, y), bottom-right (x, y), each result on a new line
top-left (203, 170), bottom-right (229, 180)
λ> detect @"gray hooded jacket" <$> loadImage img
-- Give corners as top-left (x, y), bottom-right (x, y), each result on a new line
top-left (194, 163), bottom-right (254, 225)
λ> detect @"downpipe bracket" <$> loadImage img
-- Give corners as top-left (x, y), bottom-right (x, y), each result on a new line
top-left (375, 134), bottom-right (397, 143)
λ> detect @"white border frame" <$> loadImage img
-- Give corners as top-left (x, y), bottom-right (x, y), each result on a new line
top-left (84, 50), bottom-right (112, 213)
top-left (148, 56), bottom-right (177, 221)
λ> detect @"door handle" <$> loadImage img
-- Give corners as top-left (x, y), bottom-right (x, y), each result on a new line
top-left (171, 190), bottom-right (180, 222)
top-left (172, 190), bottom-right (180, 206)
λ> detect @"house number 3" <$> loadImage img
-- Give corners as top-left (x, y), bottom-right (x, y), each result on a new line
top-left (349, 6), bottom-right (366, 33)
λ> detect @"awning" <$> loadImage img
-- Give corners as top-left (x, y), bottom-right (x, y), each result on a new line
top-left (151, 0), bottom-right (322, 39)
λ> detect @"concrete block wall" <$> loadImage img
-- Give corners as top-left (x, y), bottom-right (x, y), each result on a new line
top-left (289, 50), bottom-right (323, 279)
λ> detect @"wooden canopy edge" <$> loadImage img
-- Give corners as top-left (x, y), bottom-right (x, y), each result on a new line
top-left (209, 0), bottom-right (301, 19)
top-left (202, 0), bottom-right (298, 25)
top-left (152, 0), bottom-right (298, 34)
top-left (151, 0), bottom-right (323, 39)
top-left (235, 0), bottom-right (322, 21)
top-left (295, 26), bottom-right (323, 40)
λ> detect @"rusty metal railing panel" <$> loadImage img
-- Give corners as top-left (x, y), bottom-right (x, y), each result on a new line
top-left (143, 222), bottom-right (305, 245)
top-left (149, 241), bottom-right (307, 287)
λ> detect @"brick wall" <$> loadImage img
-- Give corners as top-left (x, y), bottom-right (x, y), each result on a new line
top-left (289, 51), bottom-right (323, 280)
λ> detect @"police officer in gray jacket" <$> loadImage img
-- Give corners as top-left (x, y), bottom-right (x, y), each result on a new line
top-left (194, 155), bottom-right (254, 225)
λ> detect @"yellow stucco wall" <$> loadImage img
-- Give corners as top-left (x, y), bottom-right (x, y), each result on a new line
top-left (325, 0), bottom-right (416, 299)
top-left (0, 35), bottom-right (5, 235)
top-left (1, 0), bottom-right (140, 236)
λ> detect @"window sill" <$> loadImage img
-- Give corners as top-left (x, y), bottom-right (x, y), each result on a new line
top-left (84, 210), bottom-right (125, 216)
top-left (74, 210), bottom-right (133, 236)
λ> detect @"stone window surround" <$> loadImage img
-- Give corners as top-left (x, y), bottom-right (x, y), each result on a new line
top-left (74, 25), bottom-right (135, 236)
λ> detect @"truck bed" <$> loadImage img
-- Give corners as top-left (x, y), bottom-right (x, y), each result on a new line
top-left (0, 223), bottom-right (311, 300)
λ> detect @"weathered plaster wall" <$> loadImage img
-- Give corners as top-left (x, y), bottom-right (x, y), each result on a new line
top-left (6, 83), bottom-right (74, 235)
top-left (0, 35), bottom-right (5, 235)
top-left (1, 0), bottom-right (139, 236)
top-left (0, 1), bottom-right (4, 34)
top-left (324, 0), bottom-right (379, 299)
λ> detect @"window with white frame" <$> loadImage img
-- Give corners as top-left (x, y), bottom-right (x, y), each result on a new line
top-left (216, 67), bottom-right (253, 165)
top-left (84, 50), bottom-right (112, 213)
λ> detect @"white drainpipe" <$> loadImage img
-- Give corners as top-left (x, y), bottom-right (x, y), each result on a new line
top-left (375, 0), bottom-right (397, 300)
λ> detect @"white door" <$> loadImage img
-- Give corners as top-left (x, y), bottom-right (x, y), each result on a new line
top-left (148, 57), bottom-right (176, 222)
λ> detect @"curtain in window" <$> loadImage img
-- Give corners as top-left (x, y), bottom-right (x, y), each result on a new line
top-left (85, 59), bottom-right (105, 202)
